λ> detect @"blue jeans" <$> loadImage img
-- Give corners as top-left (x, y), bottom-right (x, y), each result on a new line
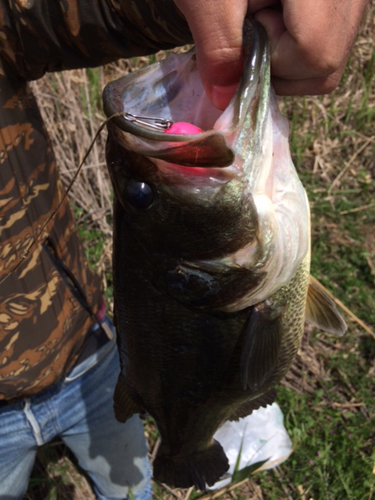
top-left (0, 320), bottom-right (152, 500)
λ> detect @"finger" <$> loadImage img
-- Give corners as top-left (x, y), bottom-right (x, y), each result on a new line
top-left (271, 67), bottom-right (346, 96)
top-left (253, 0), bottom-right (368, 89)
top-left (255, 9), bottom-right (345, 82)
top-left (173, 0), bottom-right (247, 109)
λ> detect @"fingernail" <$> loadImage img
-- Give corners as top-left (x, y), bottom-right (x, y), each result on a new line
top-left (211, 83), bottom-right (239, 110)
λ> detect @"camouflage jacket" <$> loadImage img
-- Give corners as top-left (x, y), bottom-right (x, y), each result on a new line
top-left (0, 0), bottom-right (191, 400)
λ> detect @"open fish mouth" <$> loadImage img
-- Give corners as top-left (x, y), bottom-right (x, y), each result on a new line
top-left (103, 20), bottom-right (269, 171)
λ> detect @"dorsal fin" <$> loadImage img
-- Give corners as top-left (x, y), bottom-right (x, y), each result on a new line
top-left (306, 278), bottom-right (347, 336)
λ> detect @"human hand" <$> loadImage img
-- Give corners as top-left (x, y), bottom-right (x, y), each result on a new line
top-left (173, 0), bottom-right (369, 109)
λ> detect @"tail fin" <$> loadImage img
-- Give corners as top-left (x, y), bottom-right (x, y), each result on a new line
top-left (153, 440), bottom-right (229, 490)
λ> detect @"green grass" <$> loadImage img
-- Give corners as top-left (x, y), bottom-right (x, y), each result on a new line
top-left (261, 46), bottom-right (375, 498)
top-left (258, 355), bottom-right (374, 499)
top-left (75, 205), bottom-right (114, 303)
top-left (80, 67), bottom-right (103, 117)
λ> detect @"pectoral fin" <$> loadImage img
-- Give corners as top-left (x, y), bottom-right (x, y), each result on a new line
top-left (241, 305), bottom-right (284, 392)
top-left (113, 373), bottom-right (143, 423)
top-left (306, 277), bottom-right (347, 336)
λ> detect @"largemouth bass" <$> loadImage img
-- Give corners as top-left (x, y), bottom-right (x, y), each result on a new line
top-left (103, 19), bottom-right (346, 490)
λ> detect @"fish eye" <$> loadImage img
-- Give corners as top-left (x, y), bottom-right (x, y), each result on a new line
top-left (126, 180), bottom-right (154, 209)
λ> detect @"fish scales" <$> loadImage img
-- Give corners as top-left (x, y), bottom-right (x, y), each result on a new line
top-left (103, 18), bottom-right (346, 490)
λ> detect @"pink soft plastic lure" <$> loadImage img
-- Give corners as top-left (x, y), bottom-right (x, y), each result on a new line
top-left (164, 122), bottom-right (203, 135)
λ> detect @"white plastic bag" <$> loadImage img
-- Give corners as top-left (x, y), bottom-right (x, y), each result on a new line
top-left (210, 403), bottom-right (293, 489)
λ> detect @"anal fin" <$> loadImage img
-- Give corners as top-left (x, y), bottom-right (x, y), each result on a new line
top-left (306, 277), bottom-right (347, 336)
top-left (113, 372), bottom-right (143, 423)
top-left (229, 388), bottom-right (277, 421)
top-left (241, 305), bottom-right (284, 392)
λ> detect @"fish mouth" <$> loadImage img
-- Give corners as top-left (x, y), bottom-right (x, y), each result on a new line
top-left (102, 18), bottom-right (269, 170)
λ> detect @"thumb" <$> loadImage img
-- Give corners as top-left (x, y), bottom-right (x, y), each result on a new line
top-left (173, 0), bottom-right (247, 109)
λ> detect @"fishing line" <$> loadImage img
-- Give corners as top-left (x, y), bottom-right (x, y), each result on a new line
top-left (0, 112), bottom-right (128, 285)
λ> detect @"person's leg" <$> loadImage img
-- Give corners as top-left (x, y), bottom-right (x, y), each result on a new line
top-left (58, 331), bottom-right (152, 500)
top-left (0, 401), bottom-right (38, 500)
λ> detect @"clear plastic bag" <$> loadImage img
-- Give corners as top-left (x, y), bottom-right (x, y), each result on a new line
top-left (211, 403), bottom-right (293, 489)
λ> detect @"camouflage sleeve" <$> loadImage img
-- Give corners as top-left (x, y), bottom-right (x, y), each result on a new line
top-left (0, 0), bottom-right (193, 81)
